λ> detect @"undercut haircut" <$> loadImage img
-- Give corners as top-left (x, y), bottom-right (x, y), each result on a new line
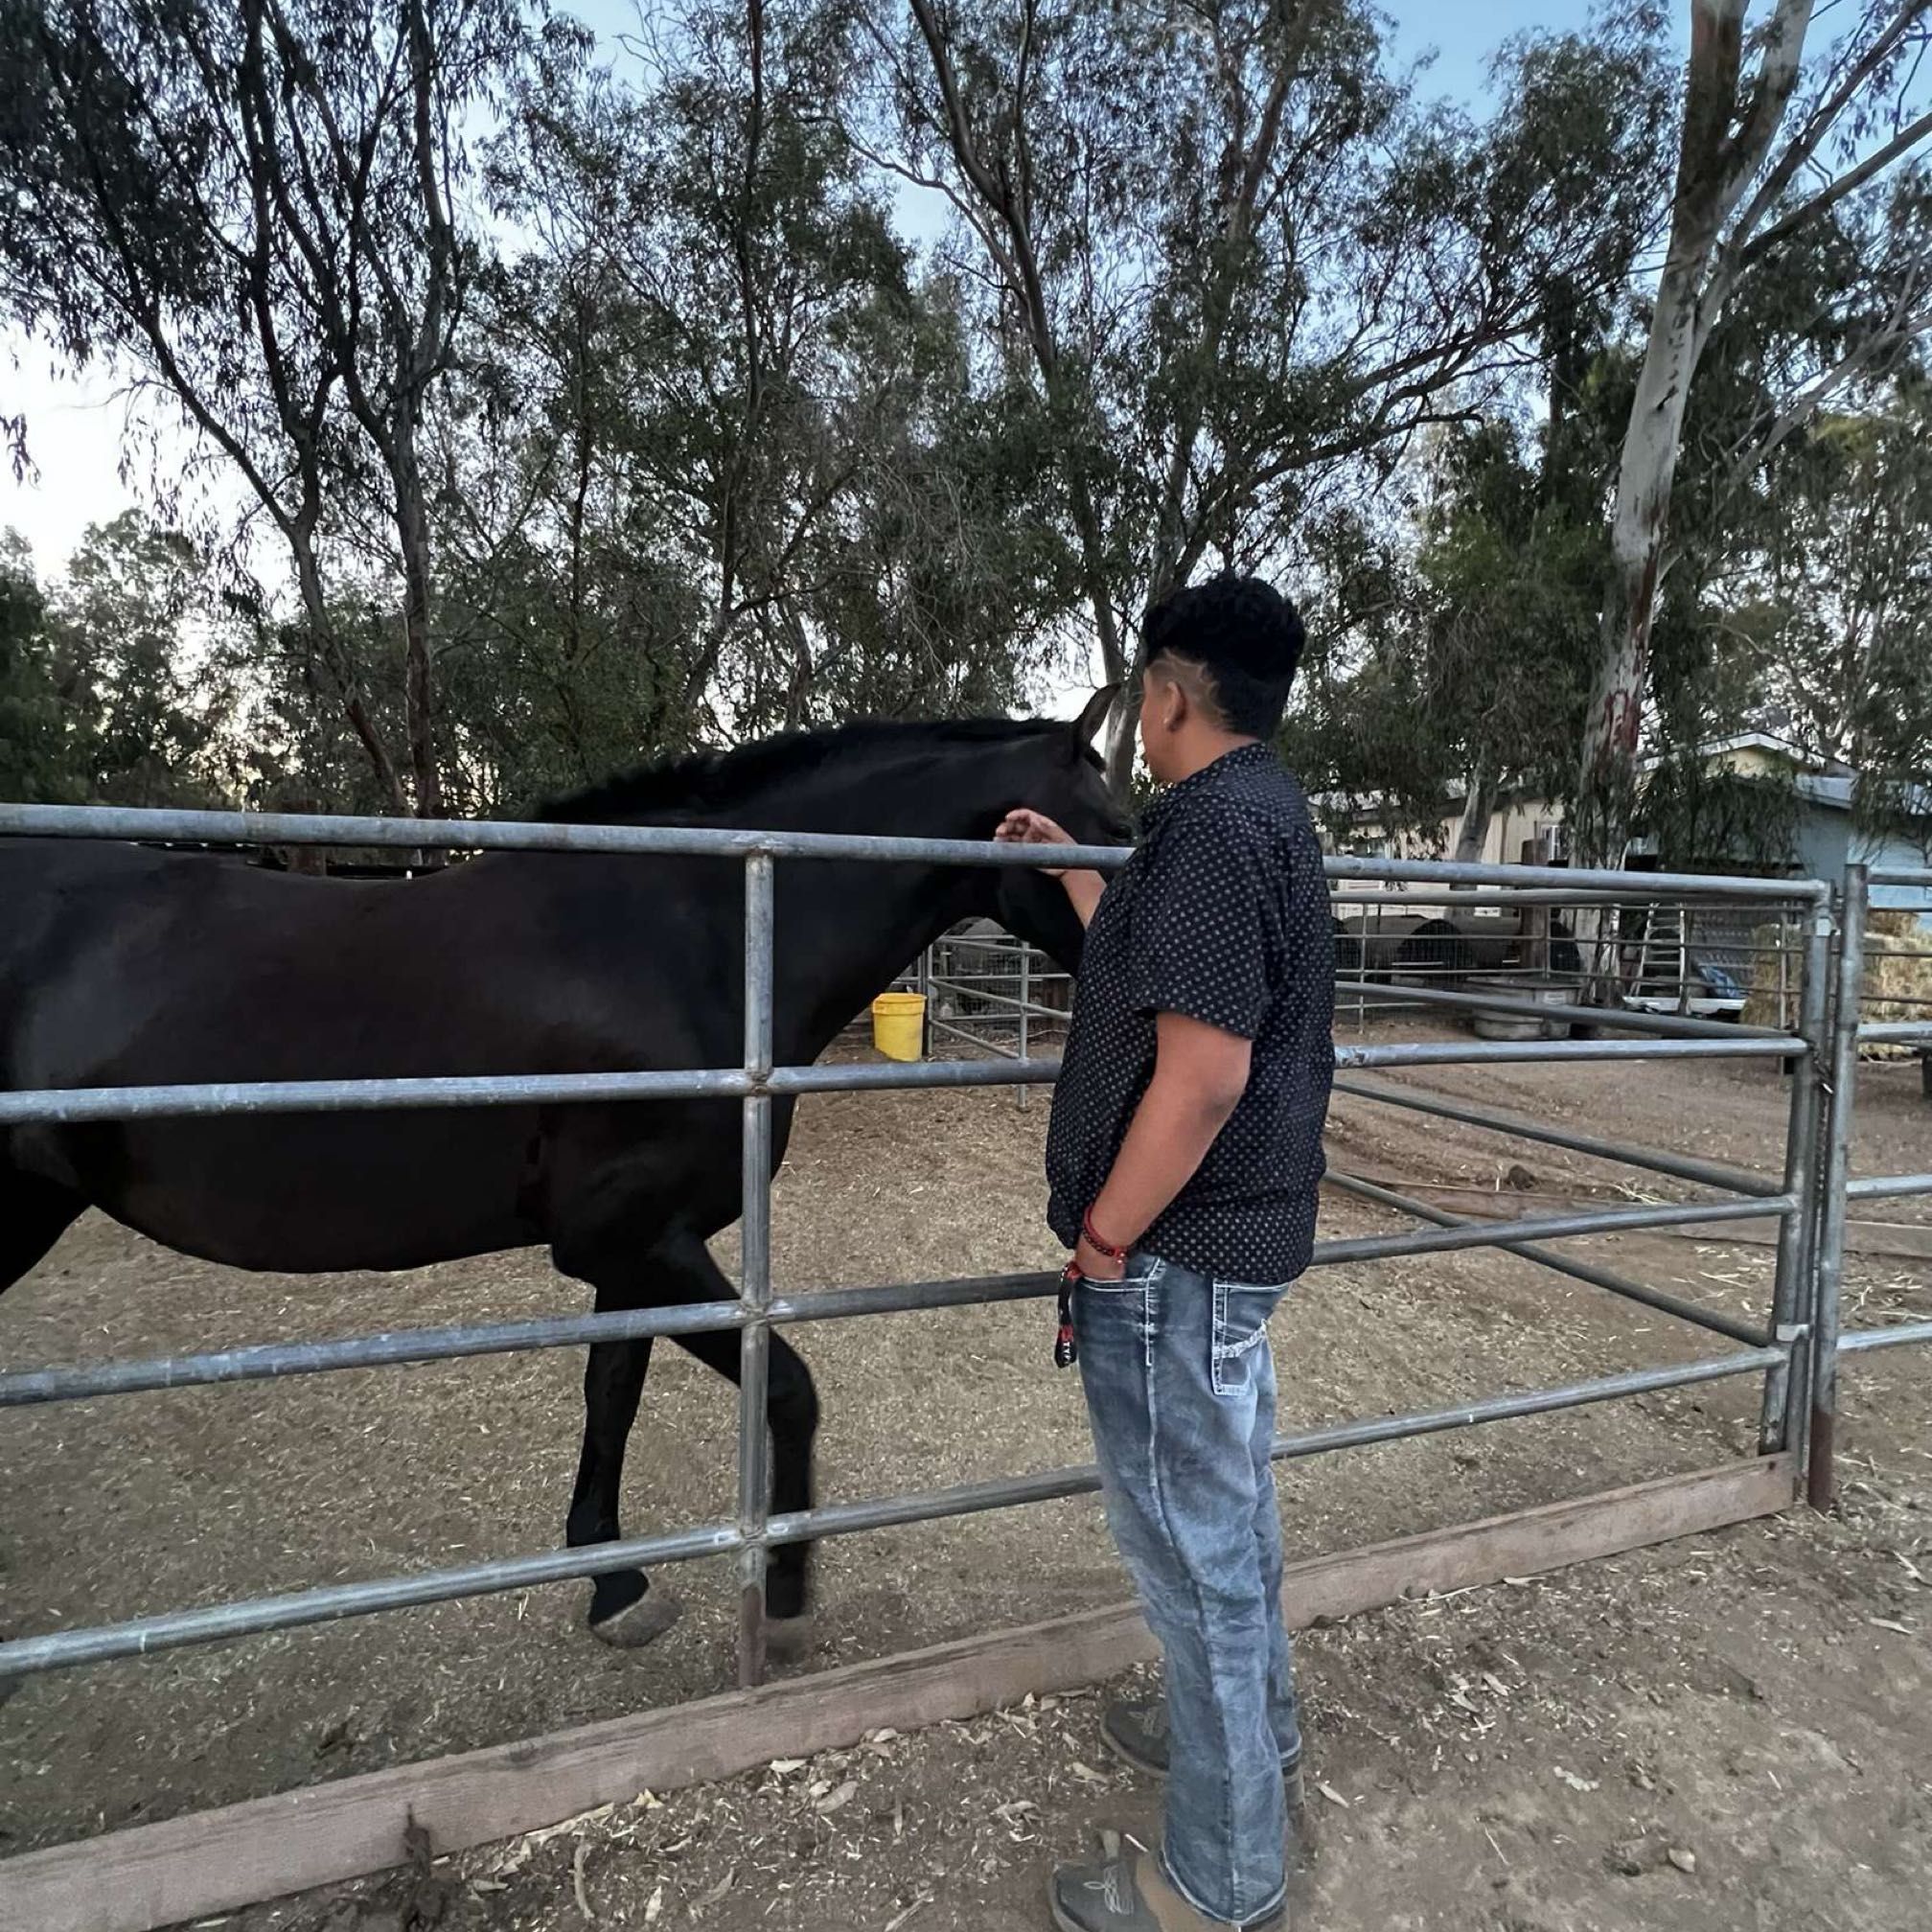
top-left (1141, 572), bottom-right (1305, 738)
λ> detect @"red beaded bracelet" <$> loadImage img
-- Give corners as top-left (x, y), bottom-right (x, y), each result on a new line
top-left (1081, 1207), bottom-right (1131, 1264)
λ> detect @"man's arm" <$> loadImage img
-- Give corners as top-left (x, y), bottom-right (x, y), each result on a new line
top-left (1076, 1012), bottom-right (1250, 1277)
top-left (1057, 868), bottom-right (1106, 927)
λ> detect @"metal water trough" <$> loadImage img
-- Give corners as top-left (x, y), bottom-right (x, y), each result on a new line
top-left (1464, 974), bottom-right (1576, 1041)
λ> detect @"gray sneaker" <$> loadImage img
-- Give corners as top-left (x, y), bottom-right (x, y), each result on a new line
top-left (1048, 1838), bottom-right (1286, 1932)
top-left (1100, 1695), bottom-right (1305, 1820)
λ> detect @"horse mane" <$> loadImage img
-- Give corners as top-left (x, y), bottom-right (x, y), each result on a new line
top-left (537, 716), bottom-right (1064, 824)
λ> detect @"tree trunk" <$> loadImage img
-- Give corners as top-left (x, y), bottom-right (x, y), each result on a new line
top-left (1013, 356), bottom-right (1129, 794)
top-left (1572, 0), bottom-right (1763, 1000)
top-left (1104, 12), bottom-right (1317, 796)
top-left (291, 525), bottom-right (409, 817)
top-left (1573, 0), bottom-right (1752, 873)
top-left (901, 0), bottom-right (1131, 785)
top-left (394, 431), bottom-right (442, 822)
top-left (1451, 768), bottom-right (1494, 880)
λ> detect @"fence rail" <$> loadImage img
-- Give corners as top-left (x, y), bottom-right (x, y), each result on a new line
top-left (0, 797), bottom-right (1844, 1709)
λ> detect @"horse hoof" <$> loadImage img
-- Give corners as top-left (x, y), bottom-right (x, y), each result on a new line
top-left (589, 1591), bottom-right (683, 1649)
top-left (765, 1613), bottom-right (815, 1663)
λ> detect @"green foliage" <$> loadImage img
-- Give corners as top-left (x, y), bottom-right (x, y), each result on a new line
top-left (1702, 380), bottom-right (1932, 851)
top-left (0, 532), bottom-right (82, 801)
top-left (1634, 754), bottom-right (1800, 874)
top-left (436, 0), bottom-right (1087, 809)
top-left (52, 513), bottom-right (237, 805)
top-left (1278, 331), bottom-right (1629, 846)
top-left (0, 517), bottom-right (236, 806)
top-left (0, 0), bottom-right (1925, 842)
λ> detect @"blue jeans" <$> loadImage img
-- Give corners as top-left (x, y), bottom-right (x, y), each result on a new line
top-left (1076, 1253), bottom-right (1299, 1927)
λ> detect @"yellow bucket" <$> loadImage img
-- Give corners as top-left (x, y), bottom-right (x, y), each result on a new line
top-left (870, 991), bottom-right (927, 1062)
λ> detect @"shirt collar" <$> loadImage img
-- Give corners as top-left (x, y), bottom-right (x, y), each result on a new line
top-left (1139, 741), bottom-right (1274, 837)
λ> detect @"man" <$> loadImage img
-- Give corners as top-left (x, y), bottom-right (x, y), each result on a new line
top-left (997, 573), bottom-right (1334, 1932)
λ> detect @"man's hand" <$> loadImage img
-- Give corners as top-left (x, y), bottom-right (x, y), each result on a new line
top-left (996, 808), bottom-right (1107, 927)
top-left (995, 808), bottom-right (1076, 876)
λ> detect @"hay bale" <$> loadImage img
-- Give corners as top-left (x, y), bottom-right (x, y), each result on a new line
top-left (1863, 909), bottom-right (1932, 1056)
top-left (1743, 921), bottom-right (1803, 1031)
top-left (1744, 908), bottom-right (1932, 1051)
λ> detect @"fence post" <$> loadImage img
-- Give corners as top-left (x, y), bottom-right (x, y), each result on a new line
top-left (738, 852), bottom-right (776, 1684)
top-left (1807, 863), bottom-right (1867, 1511)
top-left (1760, 902), bottom-right (1832, 1456)
top-left (1017, 942), bottom-right (1031, 1113)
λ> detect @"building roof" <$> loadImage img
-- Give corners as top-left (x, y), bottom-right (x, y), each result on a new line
top-left (1637, 730), bottom-right (1851, 777)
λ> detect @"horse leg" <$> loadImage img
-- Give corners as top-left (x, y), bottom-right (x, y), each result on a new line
top-left (656, 1266), bottom-right (819, 1655)
top-left (626, 1227), bottom-right (817, 1651)
top-left (546, 1113), bottom-right (815, 1650)
top-left (564, 1324), bottom-right (676, 1647)
top-left (0, 1169), bottom-right (82, 1295)
top-left (560, 1225), bottom-right (820, 1651)
top-left (674, 1325), bottom-right (819, 1655)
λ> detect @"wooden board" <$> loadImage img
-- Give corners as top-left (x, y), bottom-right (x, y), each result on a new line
top-left (0, 1453), bottom-right (1794, 1932)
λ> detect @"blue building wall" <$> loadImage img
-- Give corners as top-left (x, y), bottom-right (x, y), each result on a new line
top-left (1791, 801), bottom-right (1932, 922)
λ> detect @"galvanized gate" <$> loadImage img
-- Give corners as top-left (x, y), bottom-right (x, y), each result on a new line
top-left (0, 798), bottom-right (1876, 1929)
top-left (0, 802), bottom-right (1832, 1688)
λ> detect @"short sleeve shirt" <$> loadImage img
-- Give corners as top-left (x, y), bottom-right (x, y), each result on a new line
top-left (1046, 743), bottom-right (1335, 1283)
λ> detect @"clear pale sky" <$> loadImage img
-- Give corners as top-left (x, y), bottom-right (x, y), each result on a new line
top-left (0, 0), bottom-right (1603, 579)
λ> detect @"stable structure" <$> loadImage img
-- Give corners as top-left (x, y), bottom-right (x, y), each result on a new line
top-left (0, 799), bottom-right (1852, 1932)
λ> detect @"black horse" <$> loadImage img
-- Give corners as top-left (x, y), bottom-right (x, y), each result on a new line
top-left (0, 702), bottom-right (1125, 1647)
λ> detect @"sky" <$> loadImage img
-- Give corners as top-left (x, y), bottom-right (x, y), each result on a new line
top-left (0, 0), bottom-right (1598, 583)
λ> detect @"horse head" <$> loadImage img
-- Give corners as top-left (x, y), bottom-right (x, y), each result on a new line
top-left (978, 688), bottom-right (1130, 976)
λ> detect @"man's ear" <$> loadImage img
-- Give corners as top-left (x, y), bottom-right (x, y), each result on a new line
top-left (1070, 682), bottom-right (1119, 751)
top-left (1146, 663), bottom-right (1184, 731)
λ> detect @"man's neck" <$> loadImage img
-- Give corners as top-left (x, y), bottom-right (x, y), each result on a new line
top-left (1164, 731), bottom-right (1258, 787)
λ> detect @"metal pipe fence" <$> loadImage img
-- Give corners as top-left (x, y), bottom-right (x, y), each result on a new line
top-left (0, 799), bottom-right (1833, 1695)
top-left (1322, 1171), bottom-right (1777, 1346)
top-left (1331, 890), bottom-right (1812, 1033)
top-left (1807, 862), bottom-right (1932, 1506)
top-left (1340, 978), bottom-right (1779, 1041)
top-left (1331, 1074), bottom-right (1785, 1198)
top-left (0, 1342), bottom-right (1785, 1680)
top-left (915, 926), bottom-right (1070, 1112)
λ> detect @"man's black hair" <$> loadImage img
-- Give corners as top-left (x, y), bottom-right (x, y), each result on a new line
top-left (1140, 571), bottom-right (1305, 738)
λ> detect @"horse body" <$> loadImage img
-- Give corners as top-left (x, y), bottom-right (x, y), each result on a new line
top-left (0, 714), bottom-right (1123, 1641)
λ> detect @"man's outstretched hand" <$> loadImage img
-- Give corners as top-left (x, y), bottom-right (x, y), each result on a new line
top-left (995, 808), bottom-right (1076, 876)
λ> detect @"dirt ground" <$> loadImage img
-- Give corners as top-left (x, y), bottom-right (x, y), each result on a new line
top-left (4, 1024), bottom-right (1931, 1931)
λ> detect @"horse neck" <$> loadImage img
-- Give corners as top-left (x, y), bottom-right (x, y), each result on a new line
top-left (737, 749), bottom-right (1011, 1060)
top-left (780, 863), bottom-right (983, 1063)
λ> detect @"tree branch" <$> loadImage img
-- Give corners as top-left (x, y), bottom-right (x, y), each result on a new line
top-left (1741, 104), bottom-right (1932, 265)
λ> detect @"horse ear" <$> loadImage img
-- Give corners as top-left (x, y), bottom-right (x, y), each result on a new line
top-left (1070, 683), bottom-right (1120, 750)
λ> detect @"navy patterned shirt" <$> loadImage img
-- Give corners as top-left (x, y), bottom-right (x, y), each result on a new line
top-left (1046, 742), bottom-right (1335, 1283)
